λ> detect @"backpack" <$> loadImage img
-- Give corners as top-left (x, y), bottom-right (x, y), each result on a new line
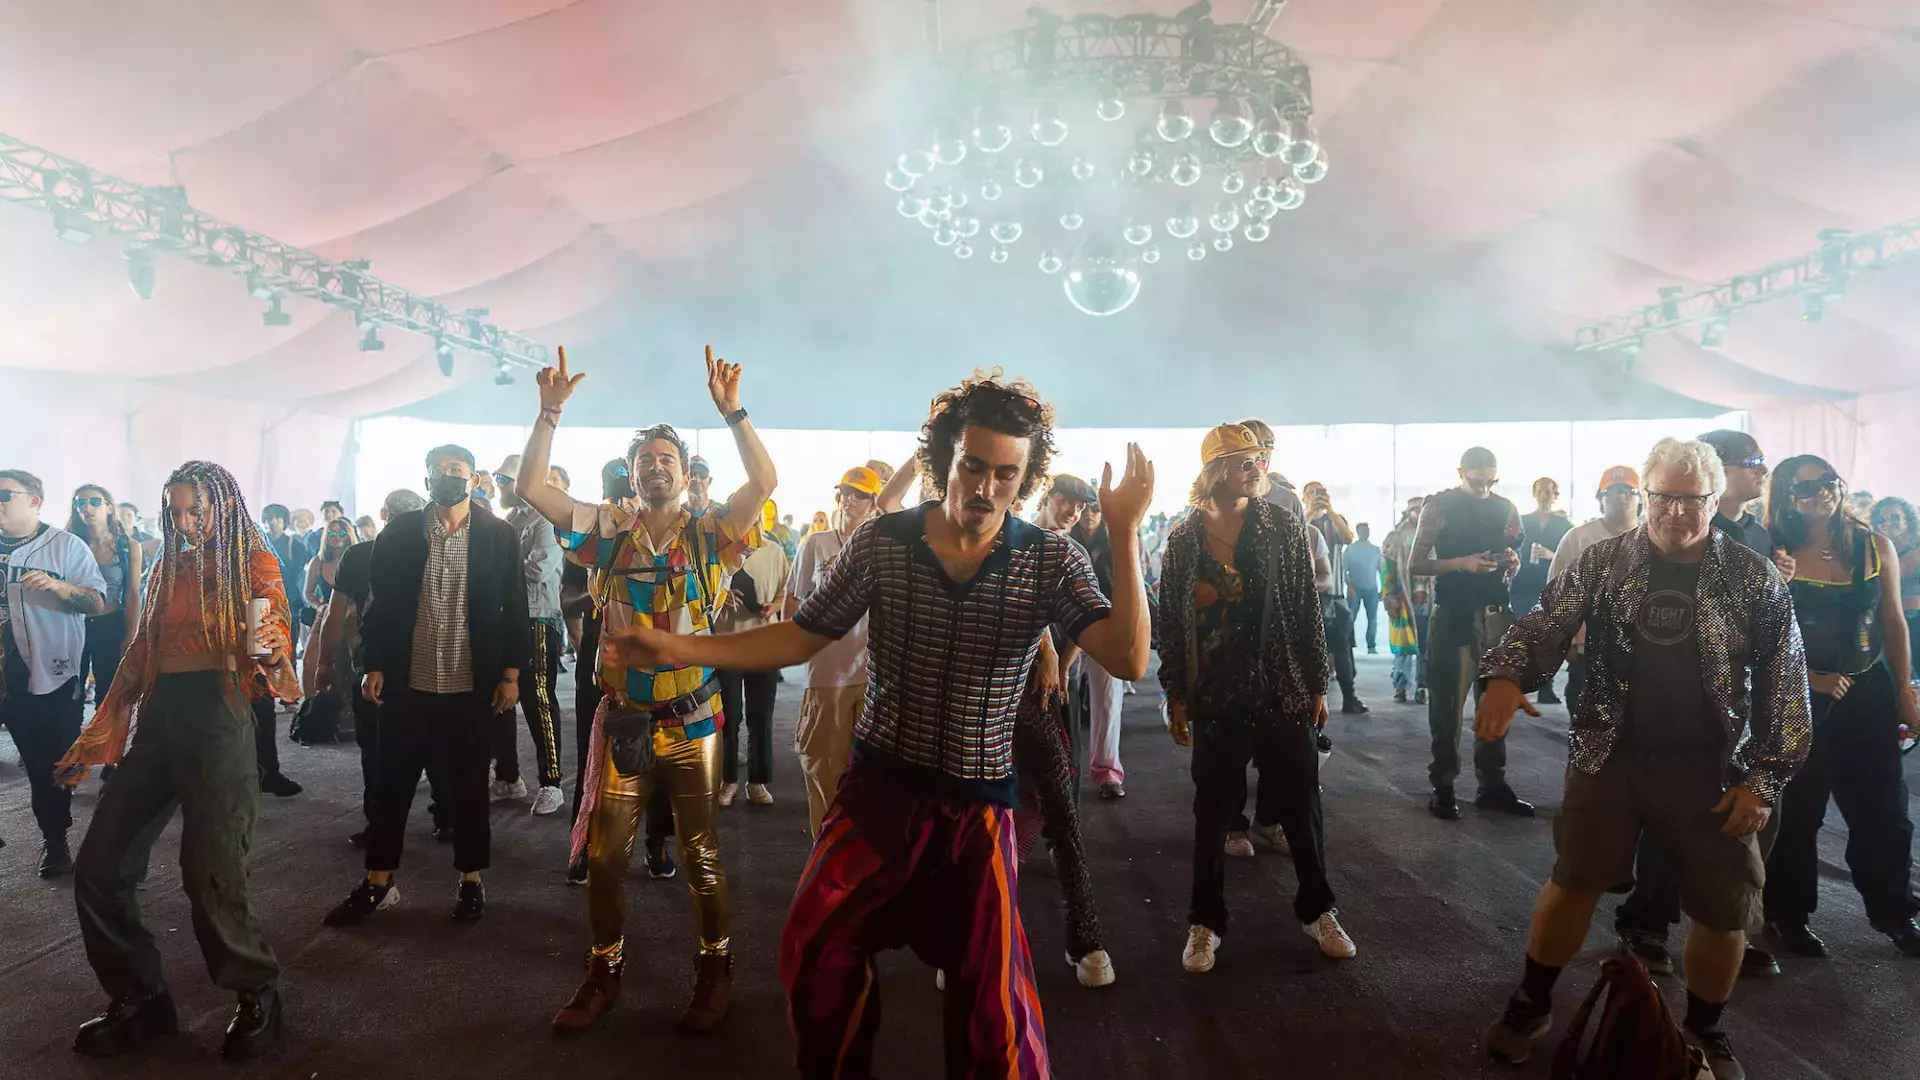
top-left (1551, 956), bottom-right (1713, 1080)
top-left (290, 693), bottom-right (346, 745)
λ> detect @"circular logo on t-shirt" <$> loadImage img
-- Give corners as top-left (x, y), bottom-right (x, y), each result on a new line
top-left (1638, 589), bottom-right (1696, 646)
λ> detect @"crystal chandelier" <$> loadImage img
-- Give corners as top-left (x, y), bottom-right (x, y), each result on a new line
top-left (886, 3), bottom-right (1324, 316)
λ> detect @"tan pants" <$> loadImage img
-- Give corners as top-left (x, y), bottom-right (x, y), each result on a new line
top-left (795, 684), bottom-right (864, 839)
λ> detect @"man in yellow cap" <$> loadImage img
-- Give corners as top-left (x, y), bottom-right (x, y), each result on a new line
top-left (783, 466), bottom-right (883, 836)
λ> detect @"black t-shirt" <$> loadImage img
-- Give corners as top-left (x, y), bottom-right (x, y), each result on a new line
top-left (334, 541), bottom-right (373, 614)
top-left (1625, 554), bottom-right (1720, 758)
top-left (1711, 511), bottom-right (1772, 559)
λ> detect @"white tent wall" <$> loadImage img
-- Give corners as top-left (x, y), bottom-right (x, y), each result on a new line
top-left (1749, 392), bottom-right (1920, 503)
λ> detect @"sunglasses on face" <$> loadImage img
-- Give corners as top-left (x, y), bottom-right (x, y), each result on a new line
top-left (838, 488), bottom-right (875, 501)
top-left (0, 490), bottom-right (28, 503)
top-left (1789, 475), bottom-right (1840, 501)
top-left (1235, 454), bottom-right (1271, 475)
top-left (1647, 491), bottom-right (1714, 511)
top-left (74, 496), bottom-right (107, 508)
top-left (1730, 453), bottom-right (1766, 470)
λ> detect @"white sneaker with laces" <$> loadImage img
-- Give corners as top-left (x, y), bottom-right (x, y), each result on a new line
top-left (490, 778), bottom-right (528, 803)
top-left (1253, 823), bottom-right (1291, 856)
top-left (746, 783), bottom-right (773, 805)
top-left (1073, 950), bottom-right (1116, 988)
top-left (1224, 831), bottom-right (1255, 858)
top-left (530, 785), bottom-right (565, 816)
top-left (1183, 925), bottom-right (1220, 973)
top-left (1303, 909), bottom-right (1357, 958)
top-left (717, 782), bottom-right (739, 807)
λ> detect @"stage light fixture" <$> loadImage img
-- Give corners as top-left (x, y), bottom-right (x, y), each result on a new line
top-left (1657, 285), bottom-right (1683, 322)
top-left (52, 208), bottom-right (95, 244)
top-left (359, 326), bottom-right (385, 351)
top-left (494, 361), bottom-right (515, 386)
top-left (1701, 318), bottom-right (1727, 348)
top-left (435, 338), bottom-right (455, 376)
top-left (245, 272), bottom-right (274, 300)
top-left (124, 247), bottom-right (155, 300)
top-left (1801, 292), bottom-right (1825, 323)
top-left (262, 295), bottom-right (291, 326)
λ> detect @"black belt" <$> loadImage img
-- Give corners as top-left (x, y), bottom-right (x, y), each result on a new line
top-left (608, 674), bottom-right (721, 732)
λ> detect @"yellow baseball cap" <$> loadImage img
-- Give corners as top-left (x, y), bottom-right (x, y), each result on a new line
top-left (761, 499), bottom-right (779, 531)
top-left (838, 467), bottom-right (882, 496)
top-left (1201, 423), bottom-right (1261, 465)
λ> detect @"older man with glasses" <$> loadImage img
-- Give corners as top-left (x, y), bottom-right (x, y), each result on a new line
top-left (1476, 438), bottom-right (1810, 1080)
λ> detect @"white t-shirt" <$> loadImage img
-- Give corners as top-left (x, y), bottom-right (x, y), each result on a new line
top-left (1, 525), bottom-right (109, 696)
top-left (788, 527), bottom-right (869, 688)
top-left (1549, 518), bottom-right (1635, 583)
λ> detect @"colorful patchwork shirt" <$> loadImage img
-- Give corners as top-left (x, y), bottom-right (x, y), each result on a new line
top-left (559, 500), bottom-right (758, 741)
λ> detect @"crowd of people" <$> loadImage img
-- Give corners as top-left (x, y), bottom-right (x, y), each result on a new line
top-left (1, 348), bottom-right (1916, 1079)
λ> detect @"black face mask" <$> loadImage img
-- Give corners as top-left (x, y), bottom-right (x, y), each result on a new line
top-left (429, 473), bottom-right (471, 508)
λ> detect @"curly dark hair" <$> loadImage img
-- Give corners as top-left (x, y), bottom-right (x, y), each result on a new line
top-left (918, 369), bottom-right (1058, 501)
top-left (627, 424), bottom-right (691, 472)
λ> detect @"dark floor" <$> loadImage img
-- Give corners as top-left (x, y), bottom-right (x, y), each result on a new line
top-left (2, 652), bottom-right (1916, 1079)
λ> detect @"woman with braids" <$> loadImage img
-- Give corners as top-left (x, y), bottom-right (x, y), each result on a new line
top-left (67, 484), bottom-right (143, 708)
top-left (1759, 456), bottom-right (1920, 958)
top-left (57, 461), bottom-right (299, 1063)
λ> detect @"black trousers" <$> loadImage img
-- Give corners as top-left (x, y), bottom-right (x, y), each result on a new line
top-left (1, 677), bottom-right (84, 840)
top-left (1324, 599), bottom-right (1357, 701)
top-left (494, 618), bottom-right (565, 788)
top-left (1353, 588), bottom-right (1380, 651)
top-left (1190, 719), bottom-right (1334, 933)
top-left (1764, 664), bottom-right (1915, 928)
top-left (719, 668), bottom-right (777, 785)
top-left (353, 691), bottom-right (450, 831)
top-left (571, 616), bottom-right (672, 845)
top-left (82, 610), bottom-right (128, 703)
top-left (250, 697), bottom-right (282, 779)
top-left (365, 687), bottom-right (493, 874)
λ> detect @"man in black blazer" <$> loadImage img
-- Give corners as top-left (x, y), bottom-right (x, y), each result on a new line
top-left (322, 444), bottom-right (529, 926)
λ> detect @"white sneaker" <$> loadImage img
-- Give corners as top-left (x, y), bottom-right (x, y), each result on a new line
top-left (717, 782), bottom-right (739, 807)
top-left (1183, 925), bottom-right (1220, 973)
top-left (934, 969), bottom-right (946, 992)
top-left (746, 783), bottom-right (773, 805)
top-left (1224, 831), bottom-right (1255, 858)
top-left (530, 785), bottom-right (565, 816)
top-left (1073, 949), bottom-right (1116, 988)
top-left (1253, 823), bottom-right (1291, 856)
top-left (1304, 909), bottom-right (1357, 958)
top-left (489, 778), bottom-right (527, 803)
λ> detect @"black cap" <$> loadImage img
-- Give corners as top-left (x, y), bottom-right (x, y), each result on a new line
top-left (601, 458), bottom-right (634, 501)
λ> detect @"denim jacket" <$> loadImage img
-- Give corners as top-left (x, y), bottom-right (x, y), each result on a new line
top-left (1478, 525), bottom-right (1811, 805)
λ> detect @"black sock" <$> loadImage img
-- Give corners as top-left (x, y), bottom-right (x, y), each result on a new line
top-left (1684, 992), bottom-right (1726, 1032)
top-left (1519, 957), bottom-right (1562, 1007)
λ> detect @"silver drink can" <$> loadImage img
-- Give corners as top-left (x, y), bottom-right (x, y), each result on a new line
top-left (245, 598), bottom-right (271, 657)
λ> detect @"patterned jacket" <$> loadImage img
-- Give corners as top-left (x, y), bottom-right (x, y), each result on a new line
top-left (1157, 496), bottom-right (1331, 731)
top-left (1478, 525), bottom-right (1811, 805)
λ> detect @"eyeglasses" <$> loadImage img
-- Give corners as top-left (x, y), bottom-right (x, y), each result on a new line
top-left (1647, 491), bottom-right (1715, 510)
top-left (1789, 475), bottom-right (1840, 501)
top-left (73, 496), bottom-right (107, 508)
top-left (1730, 453), bottom-right (1766, 470)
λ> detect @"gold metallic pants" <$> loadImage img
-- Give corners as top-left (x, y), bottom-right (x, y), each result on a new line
top-left (587, 728), bottom-right (729, 959)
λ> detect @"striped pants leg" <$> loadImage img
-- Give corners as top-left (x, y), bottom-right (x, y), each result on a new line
top-left (779, 763), bottom-right (1049, 1079)
top-left (517, 618), bottom-right (565, 788)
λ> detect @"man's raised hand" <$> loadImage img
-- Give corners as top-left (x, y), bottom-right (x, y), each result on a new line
top-left (706, 345), bottom-right (743, 416)
top-left (1098, 443), bottom-right (1156, 531)
top-left (537, 345), bottom-right (586, 411)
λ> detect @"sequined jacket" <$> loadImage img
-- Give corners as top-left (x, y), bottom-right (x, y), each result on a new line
top-left (1156, 497), bottom-right (1330, 732)
top-left (1478, 525), bottom-right (1811, 805)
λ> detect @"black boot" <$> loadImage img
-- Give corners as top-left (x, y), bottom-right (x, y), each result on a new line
top-left (39, 832), bottom-right (73, 878)
top-left (1765, 921), bottom-right (1829, 958)
top-left (222, 986), bottom-right (283, 1062)
top-left (74, 993), bottom-right (179, 1058)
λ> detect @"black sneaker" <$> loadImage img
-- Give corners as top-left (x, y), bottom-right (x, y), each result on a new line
top-left (1475, 788), bottom-right (1536, 818)
top-left (1618, 929), bottom-right (1674, 976)
top-left (566, 854), bottom-right (589, 885)
top-left (1740, 944), bottom-right (1780, 977)
top-left (39, 834), bottom-right (74, 879)
top-left (322, 880), bottom-right (398, 927)
top-left (221, 987), bottom-right (282, 1062)
top-left (1683, 1025), bottom-right (1744, 1080)
top-left (74, 992), bottom-right (180, 1058)
top-left (453, 880), bottom-right (486, 921)
top-left (1537, 686), bottom-right (1562, 705)
top-left (1340, 697), bottom-right (1369, 715)
top-left (1483, 991), bottom-right (1551, 1065)
top-left (1765, 921), bottom-right (1828, 958)
top-left (1428, 789), bottom-right (1461, 820)
top-left (260, 772), bottom-right (303, 798)
top-left (1873, 917), bottom-right (1920, 957)
top-left (646, 841), bottom-right (678, 881)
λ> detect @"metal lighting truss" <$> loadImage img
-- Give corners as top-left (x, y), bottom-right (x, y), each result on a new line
top-left (1573, 216), bottom-right (1920, 353)
top-left (0, 132), bottom-right (547, 369)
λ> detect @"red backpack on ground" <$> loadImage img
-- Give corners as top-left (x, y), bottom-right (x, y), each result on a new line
top-left (1550, 955), bottom-right (1713, 1080)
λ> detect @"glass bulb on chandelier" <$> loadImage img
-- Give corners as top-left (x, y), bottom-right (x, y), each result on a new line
top-left (1281, 117), bottom-right (1319, 167)
top-left (1170, 154), bottom-right (1203, 187)
top-left (989, 243), bottom-right (1010, 264)
top-left (899, 149), bottom-right (934, 178)
top-left (1038, 249), bottom-right (1064, 274)
top-left (1221, 170), bottom-right (1246, 195)
top-left (1247, 197), bottom-right (1279, 222)
top-left (933, 223), bottom-right (958, 247)
top-left (1294, 149), bottom-right (1329, 184)
top-left (1060, 210), bottom-right (1085, 230)
top-left (928, 186), bottom-right (954, 213)
top-left (1213, 235), bottom-right (1233, 252)
top-left (1251, 177), bottom-right (1278, 203)
top-left (1251, 115), bottom-right (1290, 158)
top-left (1166, 209), bottom-right (1200, 239)
top-left (1071, 156), bottom-right (1096, 181)
top-left (1031, 103), bottom-right (1070, 146)
top-left (886, 168), bottom-right (915, 192)
top-left (1156, 99), bottom-right (1195, 142)
top-left (934, 134), bottom-right (968, 166)
top-left (1140, 244), bottom-right (1161, 264)
top-left (979, 179), bottom-right (1004, 201)
top-left (1061, 251), bottom-right (1143, 317)
top-left (954, 242), bottom-right (974, 259)
top-left (990, 221), bottom-right (1024, 244)
top-left (1126, 149), bottom-right (1157, 178)
top-left (949, 189), bottom-right (969, 210)
top-left (1095, 92), bottom-right (1127, 122)
top-left (972, 109), bottom-right (1013, 153)
top-left (1013, 158), bottom-right (1044, 188)
top-left (1187, 241), bottom-right (1208, 261)
top-left (1244, 221), bottom-right (1271, 243)
top-left (1209, 96), bottom-right (1253, 148)
top-left (1209, 200), bottom-right (1240, 233)
top-left (897, 194), bottom-right (926, 218)
top-left (1276, 177), bottom-right (1306, 210)
top-left (955, 216), bottom-right (980, 238)
top-left (1123, 219), bottom-right (1153, 246)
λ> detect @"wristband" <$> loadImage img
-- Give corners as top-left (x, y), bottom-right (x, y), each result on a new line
top-left (724, 407), bottom-right (748, 427)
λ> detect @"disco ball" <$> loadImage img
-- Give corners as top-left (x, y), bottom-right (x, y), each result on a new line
top-left (1156, 99), bottom-right (1196, 142)
top-left (1061, 246), bottom-right (1143, 316)
top-left (1209, 96), bottom-right (1253, 148)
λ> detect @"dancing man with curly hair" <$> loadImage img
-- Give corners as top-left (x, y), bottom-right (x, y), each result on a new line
top-left (601, 370), bottom-right (1155, 1078)
top-left (58, 461), bottom-right (300, 1063)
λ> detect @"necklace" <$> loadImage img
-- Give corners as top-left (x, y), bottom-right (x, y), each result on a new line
top-left (0, 527), bottom-right (40, 552)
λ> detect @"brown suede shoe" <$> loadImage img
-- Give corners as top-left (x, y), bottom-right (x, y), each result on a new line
top-left (676, 953), bottom-right (733, 1034)
top-left (552, 955), bottom-right (621, 1034)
